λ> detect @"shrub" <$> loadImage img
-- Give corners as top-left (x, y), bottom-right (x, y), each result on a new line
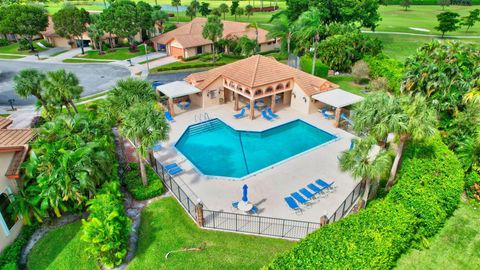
top-left (369, 77), bottom-right (389, 92)
top-left (183, 53), bottom-right (212, 62)
top-left (266, 135), bottom-right (464, 269)
top-left (364, 54), bottom-right (404, 94)
top-left (155, 61), bottom-right (228, 72)
top-left (299, 56), bottom-right (329, 78)
top-left (0, 38), bottom-right (9, 47)
top-left (351, 60), bottom-right (370, 84)
top-left (18, 39), bottom-right (30, 51)
top-left (0, 224), bottom-right (40, 269)
top-left (125, 162), bottom-right (164, 200)
top-left (163, 22), bottom-right (176, 33)
top-left (81, 181), bottom-right (130, 268)
top-left (465, 172), bottom-right (480, 201)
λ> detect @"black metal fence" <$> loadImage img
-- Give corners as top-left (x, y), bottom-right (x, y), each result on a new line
top-left (148, 153), bottom-right (364, 240)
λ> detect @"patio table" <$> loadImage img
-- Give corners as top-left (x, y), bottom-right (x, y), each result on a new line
top-left (178, 101), bottom-right (189, 109)
top-left (325, 110), bottom-right (334, 116)
top-left (237, 201), bottom-right (253, 212)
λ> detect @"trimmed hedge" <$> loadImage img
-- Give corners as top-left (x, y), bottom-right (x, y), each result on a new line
top-left (265, 135), bottom-right (464, 270)
top-left (154, 61), bottom-right (228, 72)
top-left (0, 223), bottom-right (40, 270)
top-left (364, 54), bottom-right (404, 94)
top-left (299, 56), bottom-right (329, 78)
top-left (125, 162), bottom-right (164, 201)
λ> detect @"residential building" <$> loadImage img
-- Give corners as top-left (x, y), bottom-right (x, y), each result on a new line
top-left (151, 18), bottom-right (279, 58)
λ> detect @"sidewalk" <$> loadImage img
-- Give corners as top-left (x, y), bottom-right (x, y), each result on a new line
top-left (128, 56), bottom-right (177, 77)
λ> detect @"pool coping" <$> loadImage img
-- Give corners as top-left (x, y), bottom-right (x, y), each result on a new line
top-left (172, 118), bottom-right (343, 181)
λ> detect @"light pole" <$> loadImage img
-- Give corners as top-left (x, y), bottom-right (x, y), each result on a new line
top-left (144, 43), bottom-right (150, 74)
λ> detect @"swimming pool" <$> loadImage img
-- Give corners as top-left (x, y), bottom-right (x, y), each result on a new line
top-left (175, 119), bottom-right (337, 178)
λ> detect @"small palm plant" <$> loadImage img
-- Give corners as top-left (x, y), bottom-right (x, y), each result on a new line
top-left (13, 69), bottom-right (51, 115)
top-left (42, 69), bottom-right (83, 116)
top-left (119, 103), bottom-right (169, 186)
top-left (339, 136), bottom-right (393, 207)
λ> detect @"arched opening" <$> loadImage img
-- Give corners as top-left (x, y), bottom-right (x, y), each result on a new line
top-left (286, 82), bottom-right (291, 88)
top-left (276, 84), bottom-right (284, 91)
top-left (254, 89), bottom-right (263, 96)
top-left (245, 89), bottom-right (251, 95)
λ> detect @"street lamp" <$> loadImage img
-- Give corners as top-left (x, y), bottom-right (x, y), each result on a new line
top-left (127, 59), bottom-right (133, 66)
top-left (35, 53), bottom-right (40, 60)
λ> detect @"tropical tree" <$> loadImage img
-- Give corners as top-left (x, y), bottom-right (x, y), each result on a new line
top-left (218, 3), bottom-right (229, 20)
top-left (339, 136), bottom-right (393, 207)
top-left (268, 14), bottom-right (292, 54)
top-left (202, 15), bottom-right (223, 61)
top-left (152, 8), bottom-right (169, 34)
top-left (385, 95), bottom-right (437, 190)
top-left (13, 69), bottom-right (50, 114)
top-left (88, 23), bottom-right (105, 54)
top-left (247, 22), bottom-right (260, 53)
top-left (136, 1), bottom-right (154, 41)
top-left (230, 0), bottom-right (239, 16)
top-left (235, 7), bottom-right (244, 20)
top-left (42, 69), bottom-right (83, 115)
top-left (461, 9), bottom-right (480, 33)
top-left (172, 0), bottom-right (181, 22)
top-left (199, 2), bottom-right (211, 16)
top-left (293, 8), bottom-right (324, 75)
top-left (245, 4), bottom-right (253, 19)
top-left (438, 0), bottom-right (450, 10)
top-left (186, 5), bottom-right (197, 20)
top-left (119, 104), bottom-right (170, 186)
top-left (108, 0), bottom-right (141, 50)
top-left (238, 36), bottom-right (257, 56)
top-left (400, 0), bottom-right (411, 11)
top-left (435, 11), bottom-right (460, 38)
top-left (98, 5), bottom-right (116, 48)
top-left (456, 132), bottom-right (480, 173)
top-left (53, 5), bottom-right (91, 54)
top-left (190, 0), bottom-right (200, 13)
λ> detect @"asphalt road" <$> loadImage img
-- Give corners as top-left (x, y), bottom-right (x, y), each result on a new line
top-left (0, 61), bottom-right (130, 105)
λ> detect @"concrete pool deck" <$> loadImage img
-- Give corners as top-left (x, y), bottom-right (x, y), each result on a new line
top-left (153, 104), bottom-right (359, 223)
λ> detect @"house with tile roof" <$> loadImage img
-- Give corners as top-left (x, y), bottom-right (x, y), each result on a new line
top-left (0, 117), bottom-right (35, 252)
top-left (157, 55), bottom-right (346, 120)
top-left (151, 18), bottom-right (279, 58)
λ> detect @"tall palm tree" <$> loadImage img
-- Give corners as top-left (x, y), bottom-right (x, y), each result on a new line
top-left (293, 8), bottom-right (324, 75)
top-left (119, 104), bottom-right (170, 186)
top-left (172, 0), bottom-right (181, 22)
top-left (13, 69), bottom-right (50, 114)
top-left (152, 9), bottom-right (169, 34)
top-left (247, 22), bottom-right (259, 53)
top-left (267, 14), bottom-right (291, 54)
top-left (385, 95), bottom-right (437, 189)
top-left (339, 136), bottom-right (393, 207)
top-left (87, 24), bottom-right (105, 54)
top-left (42, 69), bottom-right (83, 116)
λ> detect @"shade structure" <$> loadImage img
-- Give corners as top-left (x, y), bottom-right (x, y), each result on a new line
top-left (156, 81), bottom-right (200, 98)
top-left (242, 184), bottom-right (248, 202)
top-left (311, 89), bottom-right (364, 108)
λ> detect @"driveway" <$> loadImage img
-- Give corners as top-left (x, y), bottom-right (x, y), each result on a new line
top-left (147, 70), bottom-right (200, 84)
top-left (0, 60), bottom-right (130, 105)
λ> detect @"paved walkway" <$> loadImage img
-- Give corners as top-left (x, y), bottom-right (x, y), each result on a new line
top-left (128, 55), bottom-right (177, 77)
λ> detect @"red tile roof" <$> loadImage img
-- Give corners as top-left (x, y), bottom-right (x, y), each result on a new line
top-left (0, 117), bottom-right (12, 129)
top-left (0, 129), bottom-right (35, 150)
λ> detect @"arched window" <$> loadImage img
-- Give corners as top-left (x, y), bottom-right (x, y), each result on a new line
top-left (276, 84), bottom-right (284, 91)
top-left (254, 89), bottom-right (263, 96)
top-left (245, 89), bottom-right (251, 95)
top-left (265, 86), bottom-right (273, 93)
top-left (286, 82), bottom-right (291, 88)
top-left (0, 193), bottom-right (16, 231)
top-left (237, 85), bottom-right (243, 91)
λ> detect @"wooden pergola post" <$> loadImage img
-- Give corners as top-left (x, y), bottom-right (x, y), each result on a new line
top-left (168, 97), bottom-right (175, 116)
top-left (334, 107), bottom-right (342, 127)
top-left (249, 99), bottom-right (255, 120)
top-left (271, 93), bottom-right (277, 113)
top-left (234, 92), bottom-right (239, 111)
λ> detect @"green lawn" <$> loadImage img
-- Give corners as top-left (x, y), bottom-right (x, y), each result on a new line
top-left (374, 5), bottom-right (480, 36)
top-left (328, 75), bottom-right (367, 96)
top-left (48, 49), bottom-right (69, 57)
top-left (0, 54), bottom-right (25, 59)
top-left (127, 197), bottom-right (294, 270)
top-left (74, 47), bottom-right (153, 60)
top-left (0, 42), bottom-right (46, 55)
top-left (395, 201), bottom-right (480, 270)
top-left (27, 221), bottom-right (98, 270)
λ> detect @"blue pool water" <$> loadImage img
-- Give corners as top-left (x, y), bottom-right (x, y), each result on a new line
top-left (175, 119), bottom-right (337, 178)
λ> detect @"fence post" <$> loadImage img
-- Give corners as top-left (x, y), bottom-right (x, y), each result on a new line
top-left (195, 201), bottom-right (204, 227)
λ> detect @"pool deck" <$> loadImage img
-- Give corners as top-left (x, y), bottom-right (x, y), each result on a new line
top-left (153, 104), bottom-right (359, 223)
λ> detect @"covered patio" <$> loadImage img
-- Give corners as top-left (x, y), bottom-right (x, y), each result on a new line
top-left (156, 81), bottom-right (201, 116)
top-left (312, 89), bottom-right (364, 127)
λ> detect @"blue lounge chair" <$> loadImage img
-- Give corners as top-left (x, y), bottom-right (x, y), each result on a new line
top-left (164, 163), bottom-right (179, 171)
top-left (291, 192), bottom-right (311, 206)
top-left (316, 179), bottom-right (335, 192)
top-left (165, 111), bottom-right (174, 122)
top-left (262, 110), bottom-right (273, 121)
top-left (168, 167), bottom-right (183, 175)
top-left (284, 196), bottom-right (302, 214)
top-left (184, 102), bottom-right (191, 109)
top-left (250, 205), bottom-right (258, 214)
top-left (234, 108), bottom-right (246, 119)
top-left (299, 188), bottom-right (316, 200)
top-left (307, 183), bottom-right (323, 194)
top-left (267, 107), bottom-right (279, 118)
top-left (232, 201), bottom-right (239, 210)
top-left (341, 113), bottom-right (353, 126)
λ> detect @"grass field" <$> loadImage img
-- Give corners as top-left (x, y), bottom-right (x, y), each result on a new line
top-left (127, 197), bottom-right (294, 270)
top-left (327, 76), bottom-right (367, 96)
top-left (395, 201), bottom-right (480, 270)
top-left (0, 42), bottom-right (46, 55)
top-left (0, 54), bottom-right (25, 59)
top-left (74, 47), bottom-right (153, 60)
top-left (27, 221), bottom-right (98, 270)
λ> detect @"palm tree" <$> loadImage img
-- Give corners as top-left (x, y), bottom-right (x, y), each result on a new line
top-left (202, 15), bottom-right (223, 61)
top-left (152, 9), bottom-right (169, 34)
top-left (42, 69), bottom-right (83, 116)
top-left (119, 104), bottom-right (170, 186)
top-left (13, 69), bottom-right (50, 115)
top-left (172, 0), bottom-right (181, 22)
top-left (247, 22), bottom-right (259, 53)
top-left (268, 14), bottom-right (291, 54)
top-left (339, 136), bottom-right (393, 207)
top-left (385, 95), bottom-right (437, 190)
top-left (293, 8), bottom-right (324, 75)
top-left (456, 133), bottom-right (480, 172)
top-left (87, 24), bottom-right (105, 55)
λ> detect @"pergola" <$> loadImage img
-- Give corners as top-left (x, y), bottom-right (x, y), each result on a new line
top-left (311, 89), bottom-right (364, 127)
top-left (222, 77), bottom-right (293, 120)
top-left (156, 81), bottom-right (200, 116)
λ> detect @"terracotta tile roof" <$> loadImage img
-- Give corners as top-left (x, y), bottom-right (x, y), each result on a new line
top-left (185, 55), bottom-right (338, 96)
top-left (152, 18), bottom-right (274, 48)
top-left (0, 117), bottom-right (12, 129)
top-left (0, 129), bottom-right (35, 150)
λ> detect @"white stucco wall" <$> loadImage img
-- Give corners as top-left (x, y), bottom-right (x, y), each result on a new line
top-left (202, 78), bottom-right (224, 108)
top-left (289, 83), bottom-right (312, 114)
top-left (0, 152), bottom-right (22, 253)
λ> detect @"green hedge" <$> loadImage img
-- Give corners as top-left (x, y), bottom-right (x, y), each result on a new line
top-left (266, 135), bottom-right (464, 269)
top-left (364, 54), bottom-right (404, 94)
top-left (383, 1), bottom-right (480, 4)
top-left (125, 162), bottom-right (164, 201)
top-left (154, 61), bottom-right (228, 72)
top-left (0, 224), bottom-right (40, 270)
top-left (299, 56), bottom-right (329, 78)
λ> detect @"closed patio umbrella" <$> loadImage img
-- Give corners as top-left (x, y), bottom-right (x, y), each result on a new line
top-left (242, 184), bottom-right (248, 202)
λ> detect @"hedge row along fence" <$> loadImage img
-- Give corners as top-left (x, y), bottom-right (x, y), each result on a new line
top-left (265, 135), bottom-right (464, 270)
